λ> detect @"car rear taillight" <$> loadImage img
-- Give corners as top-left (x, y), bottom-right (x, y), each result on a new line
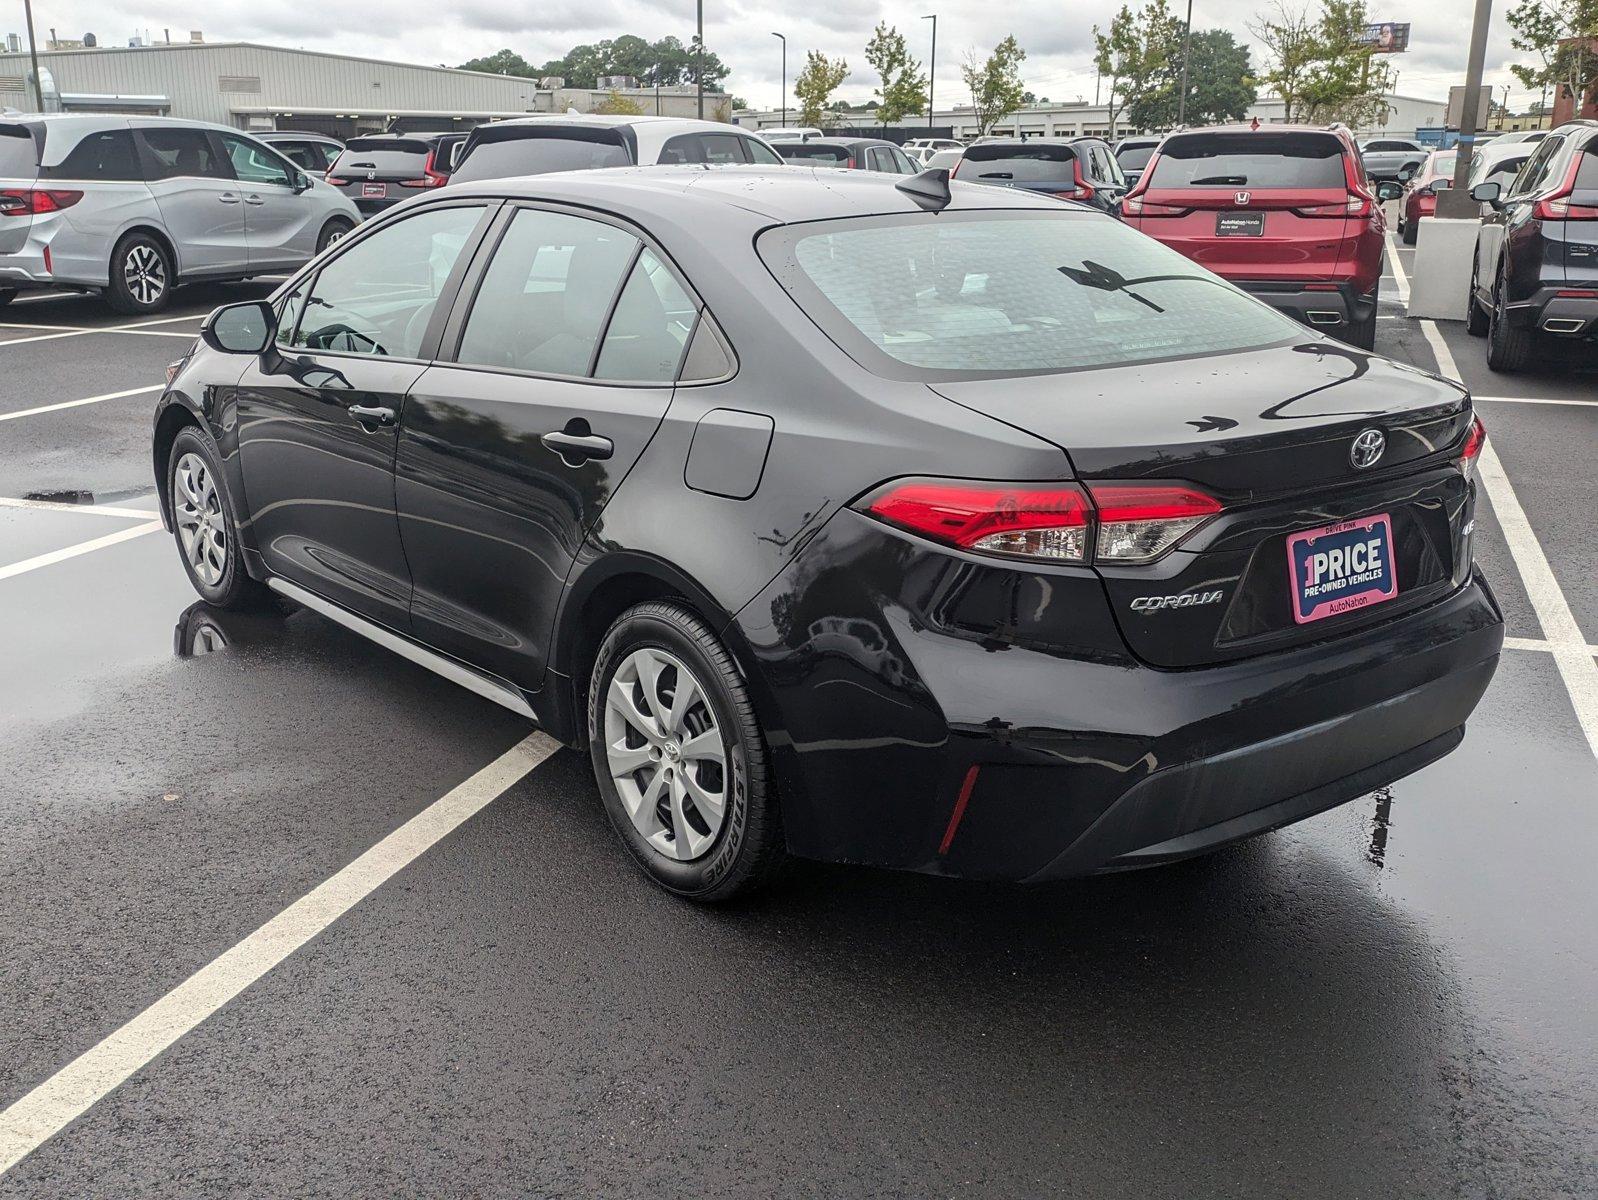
top-left (399, 150), bottom-right (450, 188)
top-left (325, 175), bottom-right (349, 186)
top-left (1120, 194), bottom-right (1183, 217)
top-left (1534, 196), bottom-right (1598, 219)
top-left (1556, 288), bottom-right (1598, 298)
top-left (857, 479), bottom-right (1222, 564)
top-left (1298, 194), bottom-right (1371, 217)
top-left (1458, 415), bottom-right (1486, 482)
top-left (1066, 157), bottom-right (1095, 202)
top-left (0, 188), bottom-right (83, 216)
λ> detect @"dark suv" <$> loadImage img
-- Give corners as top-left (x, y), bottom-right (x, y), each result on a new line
top-left (953, 137), bottom-right (1128, 213)
top-left (325, 132), bottom-right (466, 215)
top-left (1466, 119), bottom-right (1598, 371)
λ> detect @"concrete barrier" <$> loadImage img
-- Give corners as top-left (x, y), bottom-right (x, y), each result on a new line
top-left (1406, 216), bottom-right (1479, 321)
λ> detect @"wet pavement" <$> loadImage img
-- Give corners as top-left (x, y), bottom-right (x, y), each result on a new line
top-left (0, 250), bottom-right (1595, 1198)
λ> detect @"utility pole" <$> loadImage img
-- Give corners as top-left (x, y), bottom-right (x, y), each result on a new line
top-left (23, 0), bottom-right (45, 112)
top-left (1176, 0), bottom-right (1194, 125)
top-left (695, 0), bottom-right (704, 120)
top-left (923, 14), bottom-right (936, 131)
top-left (772, 32), bottom-right (786, 127)
top-left (1438, 0), bottom-right (1492, 218)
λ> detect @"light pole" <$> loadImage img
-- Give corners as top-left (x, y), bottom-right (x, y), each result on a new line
top-left (695, 0), bottom-right (704, 120)
top-left (772, 32), bottom-right (786, 128)
top-left (23, 0), bottom-right (45, 112)
top-left (923, 14), bottom-right (937, 131)
top-left (1438, 0), bottom-right (1492, 218)
top-left (1176, 0), bottom-right (1194, 126)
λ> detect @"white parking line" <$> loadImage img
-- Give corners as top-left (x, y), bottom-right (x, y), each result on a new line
top-left (1421, 320), bottom-right (1598, 761)
top-left (1385, 234), bottom-right (1411, 303)
top-left (0, 731), bottom-right (559, 1178)
top-left (0, 313), bottom-right (204, 347)
top-left (0, 385), bottom-right (162, 424)
top-left (1475, 395), bottom-right (1598, 409)
top-left (0, 497), bottom-right (160, 520)
top-left (1506, 635), bottom-right (1598, 655)
top-left (0, 521), bottom-right (164, 582)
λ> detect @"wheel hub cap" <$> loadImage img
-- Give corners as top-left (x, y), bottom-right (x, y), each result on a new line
top-left (173, 452), bottom-right (226, 587)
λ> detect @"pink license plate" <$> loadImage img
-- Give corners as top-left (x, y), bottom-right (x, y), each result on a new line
top-left (361, 182), bottom-right (386, 198)
top-left (1285, 512), bottom-right (1398, 625)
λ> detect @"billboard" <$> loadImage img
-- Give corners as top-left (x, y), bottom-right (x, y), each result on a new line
top-left (1358, 22), bottom-right (1411, 53)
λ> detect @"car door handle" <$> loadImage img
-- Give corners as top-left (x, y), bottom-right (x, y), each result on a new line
top-left (540, 430), bottom-right (613, 463)
top-left (348, 404), bottom-right (397, 427)
top-left (218, 193), bottom-right (241, 204)
top-left (244, 195), bottom-right (264, 206)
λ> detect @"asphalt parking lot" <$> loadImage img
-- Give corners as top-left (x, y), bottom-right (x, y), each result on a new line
top-left (0, 228), bottom-right (1595, 1198)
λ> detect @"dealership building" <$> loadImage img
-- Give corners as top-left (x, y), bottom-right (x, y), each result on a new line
top-left (0, 39), bottom-right (730, 137)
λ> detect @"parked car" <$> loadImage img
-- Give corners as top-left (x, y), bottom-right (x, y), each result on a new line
top-left (255, 132), bottom-right (344, 179)
top-left (1114, 135), bottom-right (1162, 189)
top-left (774, 137), bottom-right (918, 173)
top-left (0, 114), bottom-right (358, 313)
top-left (324, 132), bottom-right (467, 216)
top-left (903, 137), bottom-right (963, 165)
top-left (1121, 124), bottom-right (1398, 349)
top-left (1460, 140), bottom-right (1537, 211)
top-left (1396, 148), bottom-right (1457, 245)
top-left (1359, 137), bottom-right (1427, 182)
top-left (1487, 129), bottom-right (1550, 146)
top-left (923, 148), bottom-right (963, 172)
top-left (155, 165), bottom-right (1500, 900)
top-left (952, 137), bottom-right (1127, 213)
top-left (762, 126), bottom-right (824, 142)
top-left (1465, 119), bottom-right (1598, 371)
top-left (448, 116), bottom-right (784, 185)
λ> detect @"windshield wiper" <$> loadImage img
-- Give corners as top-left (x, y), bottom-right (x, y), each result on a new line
top-left (1190, 174), bottom-right (1247, 186)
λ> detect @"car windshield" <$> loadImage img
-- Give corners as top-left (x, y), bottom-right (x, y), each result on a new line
top-left (1428, 155), bottom-right (1457, 178)
top-left (761, 210), bottom-right (1304, 380)
top-left (1117, 145), bottom-right (1156, 170)
top-left (776, 144), bottom-right (852, 165)
top-left (1146, 132), bottom-right (1347, 188)
top-left (332, 139), bottom-right (431, 174)
top-left (451, 133), bottom-right (632, 182)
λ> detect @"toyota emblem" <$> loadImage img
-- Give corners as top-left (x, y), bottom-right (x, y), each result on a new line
top-left (1350, 428), bottom-right (1386, 470)
top-left (1235, 191), bottom-right (1251, 205)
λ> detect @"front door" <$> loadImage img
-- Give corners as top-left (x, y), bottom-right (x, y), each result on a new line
top-left (396, 205), bottom-right (697, 687)
top-left (134, 126), bottom-right (247, 276)
top-left (234, 201), bottom-right (493, 627)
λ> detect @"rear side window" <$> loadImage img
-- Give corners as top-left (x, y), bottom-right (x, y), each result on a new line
top-left (746, 139), bottom-right (784, 165)
top-left (960, 144), bottom-right (1075, 184)
top-left (594, 248), bottom-right (697, 382)
top-left (1147, 132), bottom-right (1347, 189)
top-left (456, 208), bottom-right (639, 377)
top-left (1575, 144), bottom-right (1598, 191)
top-left (45, 129), bottom-right (141, 181)
top-left (0, 124), bottom-right (39, 178)
top-left (451, 132), bottom-right (631, 183)
top-left (139, 129), bottom-right (230, 181)
top-left (761, 210), bottom-right (1304, 380)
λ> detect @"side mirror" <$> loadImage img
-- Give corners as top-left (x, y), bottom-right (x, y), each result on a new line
top-left (1470, 181), bottom-right (1502, 203)
top-left (1396, 164), bottom-right (1417, 182)
top-left (202, 300), bottom-right (275, 356)
top-left (448, 141), bottom-right (465, 171)
top-left (1375, 181), bottom-right (1404, 202)
top-left (292, 171), bottom-right (312, 193)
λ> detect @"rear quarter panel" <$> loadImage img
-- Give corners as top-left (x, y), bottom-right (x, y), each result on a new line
top-left (44, 182), bottom-right (160, 286)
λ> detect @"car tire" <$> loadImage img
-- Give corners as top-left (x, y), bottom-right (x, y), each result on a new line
top-left (166, 426), bottom-right (269, 609)
top-left (107, 232), bottom-right (173, 315)
top-left (1343, 280), bottom-right (1379, 351)
top-left (316, 217), bottom-right (354, 254)
top-left (1465, 261), bottom-right (1489, 337)
top-left (1486, 276), bottom-right (1535, 373)
top-left (587, 601), bottom-right (786, 901)
top-left (0, 287), bottom-right (15, 307)
top-left (1401, 218), bottom-right (1417, 246)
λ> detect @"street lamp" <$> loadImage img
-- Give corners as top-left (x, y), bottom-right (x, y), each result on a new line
top-left (772, 32), bottom-right (786, 129)
top-left (923, 14), bottom-right (937, 131)
top-left (1438, 0), bottom-right (1493, 218)
top-left (695, 0), bottom-right (704, 120)
top-left (1176, 0), bottom-right (1194, 126)
top-left (23, 0), bottom-right (45, 112)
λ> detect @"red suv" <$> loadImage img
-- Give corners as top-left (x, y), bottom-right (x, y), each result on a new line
top-left (1120, 125), bottom-right (1396, 349)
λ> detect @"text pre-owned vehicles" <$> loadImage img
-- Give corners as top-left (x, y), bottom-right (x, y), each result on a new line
top-left (1120, 124), bottom-right (1398, 349)
top-left (1359, 137), bottom-right (1427, 182)
top-left (0, 114), bottom-right (358, 313)
top-left (774, 137), bottom-right (919, 173)
top-left (1113, 136), bottom-right (1162, 189)
top-left (256, 132), bottom-right (344, 179)
top-left (448, 116), bottom-right (784, 185)
top-left (1397, 148), bottom-right (1457, 245)
top-left (324, 132), bottom-right (467, 216)
top-left (953, 137), bottom-right (1128, 213)
top-left (154, 166), bottom-right (1501, 901)
top-left (1466, 120), bottom-right (1598, 371)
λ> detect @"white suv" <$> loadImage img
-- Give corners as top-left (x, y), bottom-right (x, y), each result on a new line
top-left (0, 114), bottom-right (359, 313)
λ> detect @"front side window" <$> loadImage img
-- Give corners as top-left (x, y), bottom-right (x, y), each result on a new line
top-left (292, 204), bottom-right (485, 358)
top-left (274, 141), bottom-right (323, 171)
top-left (139, 129), bottom-right (230, 181)
top-left (762, 210), bottom-right (1305, 380)
top-left (698, 134), bottom-right (751, 164)
top-left (456, 208), bottom-right (639, 376)
top-left (1147, 132), bottom-right (1347, 189)
top-left (890, 147), bottom-right (918, 174)
top-left (220, 133), bottom-right (294, 187)
top-left (594, 248), bottom-right (698, 383)
top-left (746, 138), bottom-right (784, 165)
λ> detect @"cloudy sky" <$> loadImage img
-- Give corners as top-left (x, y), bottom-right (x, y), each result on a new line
top-left (16, 0), bottom-right (1538, 112)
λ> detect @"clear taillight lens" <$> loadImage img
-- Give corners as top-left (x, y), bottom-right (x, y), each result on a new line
top-left (1087, 483), bottom-right (1224, 563)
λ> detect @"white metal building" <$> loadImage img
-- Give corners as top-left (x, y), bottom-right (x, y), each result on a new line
top-left (0, 41), bottom-right (731, 137)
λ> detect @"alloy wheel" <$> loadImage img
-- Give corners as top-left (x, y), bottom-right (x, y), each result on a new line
top-left (124, 244), bottom-right (167, 307)
top-left (173, 452), bottom-right (226, 587)
top-left (603, 646), bottom-right (729, 862)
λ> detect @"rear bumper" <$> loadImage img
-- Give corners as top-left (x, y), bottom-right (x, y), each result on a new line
top-left (1236, 279), bottom-right (1376, 331)
top-left (1506, 286), bottom-right (1598, 336)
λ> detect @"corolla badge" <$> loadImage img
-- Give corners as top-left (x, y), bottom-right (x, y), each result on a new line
top-left (1350, 428), bottom-right (1387, 470)
top-left (1235, 191), bottom-right (1251, 205)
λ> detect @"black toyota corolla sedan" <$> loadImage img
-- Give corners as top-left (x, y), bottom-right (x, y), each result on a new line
top-left (152, 165), bottom-right (1503, 900)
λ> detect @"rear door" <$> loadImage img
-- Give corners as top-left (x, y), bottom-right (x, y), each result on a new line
top-left (135, 126), bottom-right (247, 275)
top-left (217, 132), bottom-right (316, 270)
top-left (0, 121), bottom-right (43, 255)
top-left (396, 204), bottom-right (695, 685)
top-left (1132, 130), bottom-right (1353, 283)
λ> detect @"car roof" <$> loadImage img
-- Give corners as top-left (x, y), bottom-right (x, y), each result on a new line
top-left (780, 137), bottom-right (896, 149)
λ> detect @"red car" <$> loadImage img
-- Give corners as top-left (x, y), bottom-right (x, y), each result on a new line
top-left (1120, 124), bottom-right (1397, 349)
top-left (1397, 149), bottom-right (1458, 245)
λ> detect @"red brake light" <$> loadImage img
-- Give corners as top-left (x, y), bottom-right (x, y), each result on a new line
top-left (1531, 152), bottom-right (1596, 219)
top-left (399, 151), bottom-right (450, 189)
top-left (1298, 195), bottom-right (1370, 217)
top-left (1086, 483), bottom-right (1224, 563)
top-left (0, 188), bottom-right (83, 216)
top-left (1459, 415), bottom-right (1486, 481)
top-left (1555, 289), bottom-right (1598, 298)
top-left (325, 175), bottom-right (348, 186)
top-left (861, 479), bottom-right (1092, 562)
top-left (1121, 194), bottom-right (1182, 217)
top-left (1070, 157), bottom-right (1095, 202)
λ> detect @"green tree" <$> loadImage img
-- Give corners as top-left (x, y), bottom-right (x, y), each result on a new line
top-left (594, 89), bottom-right (646, 115)
top-left (1095, 0), bottom-right (1182, 136)
top-left (459, 48), bottom-right (537, 77)
top-left (1135, 27), bottom-right (1256, 128)
top-left (533, 36), bottom-right (730, 90)
top-left (795, 51), bottom-right (850, 127)
top-left (1249, 2), bottom-right (1320, 121)
top-left (961, 35), bottom-right (1028, 136)
top-left (1252, 0), bottom-right (1393, 126)
top-left (1508, 0), bottom-right (1598, 115)
top-left (865, 22), bottom-right (929, 125)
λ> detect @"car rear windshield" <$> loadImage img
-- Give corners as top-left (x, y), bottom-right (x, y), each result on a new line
top-left (760, 210), bottom-right (1303, 380)
top-left (776, 144), bottom-right (852, 164)
top-left (332, 139), bottom-right (432, 174)
top-left (1146, 132), bottom-right (1347, 189)
top-left (450, 131), bottom-right (632, 183)
top-left (1117, 145), bottom-right (1156, 170)
top-left (959, 143), bottom-right (1075, 183)
top-left (0, 124), bottom-right (39, 179)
